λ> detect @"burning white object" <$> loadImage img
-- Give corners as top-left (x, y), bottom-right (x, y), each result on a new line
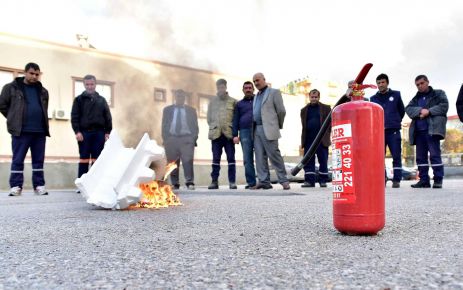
top-left (75, 131), bottom-right (165, 209)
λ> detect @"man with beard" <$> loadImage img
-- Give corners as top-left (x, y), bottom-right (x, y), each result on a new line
top-left (232, 81), bottom-right (257, 189)
top-left (300, 89), bottom-right (331, 188)
top-left (0, 62), bottom-right (50, 196)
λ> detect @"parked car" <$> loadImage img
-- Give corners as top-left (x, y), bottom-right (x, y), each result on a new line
top-left (270, 162), bottom-right (332, 184)
top-left (385, 166), bottom-right (417, 181)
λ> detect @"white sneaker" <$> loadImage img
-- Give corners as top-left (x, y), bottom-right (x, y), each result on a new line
top-left (34, 186), bottom-right (48, 196)
top-left (9, 186), bottom-right (22, 196)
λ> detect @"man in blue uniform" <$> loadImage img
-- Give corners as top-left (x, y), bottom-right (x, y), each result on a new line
top-left (370, 74), bottom-right (405, 188)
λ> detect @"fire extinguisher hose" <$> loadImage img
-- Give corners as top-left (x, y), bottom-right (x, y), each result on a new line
top-left (290, 94), bottom-right (350, 176)
top-left (291, 63), bottom-right (373, 176)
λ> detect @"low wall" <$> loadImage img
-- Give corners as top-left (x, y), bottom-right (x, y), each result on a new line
top-left (0, 162), bottom-right (249, 190)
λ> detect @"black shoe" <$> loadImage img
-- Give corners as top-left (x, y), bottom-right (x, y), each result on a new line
top-left (245, 184), bottom-right (256, 189)
top-left (229, 183), bottom-right (237, 189)
top-left (411, 181), bottom-right (431, 188)
top-left (319, 182), bottom-right (327, 188)
top-left (173, 184), bottom-right (180, 190)
top-left (255, 183), bottom-right (273, 190)
top-left (392, 181), bottom-right (400, 188)
top-left (208, 181), bottom-right (219, 190)
top-left (301, 182), bottom-right (315, 188)
top-left (433, 181), bottom-right (443, 189)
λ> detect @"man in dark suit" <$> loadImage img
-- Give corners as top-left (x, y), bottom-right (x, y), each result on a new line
top-left (300, 89), bottom-right (331, 188)
top-left (161, 89), bottom-right (199, 190)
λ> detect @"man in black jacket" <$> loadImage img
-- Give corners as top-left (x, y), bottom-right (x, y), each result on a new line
top-left (456, 84), bottom-right (463, 122)
top-left (161, 89), bottom-right (199, 190)
top-left (300, 89), bottom-right (331, 188)
top-left (71, 75), bottom-right (112, 181)
top-left (0, 62), bottom-right (50, 196)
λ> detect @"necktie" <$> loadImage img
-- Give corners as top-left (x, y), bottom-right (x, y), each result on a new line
top-left (175, 108), bottom-right (182, 134)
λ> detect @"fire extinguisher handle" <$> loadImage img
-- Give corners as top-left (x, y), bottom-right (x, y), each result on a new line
top-left (291, 94), bottom-right (350, 176)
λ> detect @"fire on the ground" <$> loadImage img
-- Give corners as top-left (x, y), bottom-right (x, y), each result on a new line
top-left (131, 161), bottom-right (182, 209)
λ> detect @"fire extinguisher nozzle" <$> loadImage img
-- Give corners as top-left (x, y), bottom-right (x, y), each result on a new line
top-left (291, 165), bottom-right (303, 176)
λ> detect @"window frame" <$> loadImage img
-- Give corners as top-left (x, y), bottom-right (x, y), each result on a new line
top-left (154, 87), bottom-right (166, 102)
top-left (72, 76), bottom-right (115, 107)
top-left (0, 66), bottom-right (25, 78)
top-left (197, 93), bottom-right (214, 119)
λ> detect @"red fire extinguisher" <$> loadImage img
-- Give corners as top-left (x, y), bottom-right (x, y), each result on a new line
top-left (331, 83), bottom-right (385, 235)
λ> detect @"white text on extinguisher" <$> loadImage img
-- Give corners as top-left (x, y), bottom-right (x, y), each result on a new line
top-left (332, 124), bottom-right (352, 141)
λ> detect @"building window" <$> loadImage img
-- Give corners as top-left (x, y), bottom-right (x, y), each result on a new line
top-left (171, 90), bottom-right (192, 106)
top-left (154, 88), bottom-right (166, 102)
top-left (198, 93), bottom-right (214, 119)
top-left (72, 77), bottom-right (115, 107)
top-left (0, 66), bottom-right (25, 88)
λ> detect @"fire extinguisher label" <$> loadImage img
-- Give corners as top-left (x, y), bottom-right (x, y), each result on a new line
top-left (331, 122), bottom-right (355, 203)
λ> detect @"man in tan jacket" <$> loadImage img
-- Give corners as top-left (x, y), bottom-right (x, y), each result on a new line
top-left (207, 79), bottom-right (237, 189)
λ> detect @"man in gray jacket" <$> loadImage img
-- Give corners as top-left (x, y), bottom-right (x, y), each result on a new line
top-left (252, 73), bottom-right (290, 190)
top-left (405, 75), bottom-right (448, 188)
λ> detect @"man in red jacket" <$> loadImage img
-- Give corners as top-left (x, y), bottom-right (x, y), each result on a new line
top-left (300, 89), bottom-right (331, 187)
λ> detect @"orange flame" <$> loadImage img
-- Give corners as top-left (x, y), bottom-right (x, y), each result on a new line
top-left (133, 180), bottom-right (182, 209)
top-left (164, 160), bottom-right (178, 181)
top-left (131, 160), bottom-right (182, 209)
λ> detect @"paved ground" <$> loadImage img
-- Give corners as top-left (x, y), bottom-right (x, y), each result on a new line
top-left (0, 180), bottom-right (462, 289)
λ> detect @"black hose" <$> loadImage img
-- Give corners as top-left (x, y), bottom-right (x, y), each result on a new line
top-left (291, 95), bottom-right (350, 176)
top-left (291, 63), bottom-right (373, 176)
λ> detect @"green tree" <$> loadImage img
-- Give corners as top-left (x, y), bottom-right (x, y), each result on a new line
top-left (442, 129), bottom-right (463, 153)
top-left (402, 139), bottom-right (415, 167)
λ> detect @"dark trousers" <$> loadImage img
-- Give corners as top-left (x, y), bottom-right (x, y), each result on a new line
top-left (10, 132), bottom-right (46, 188)
top-left (164, 135), bottom-right (195, 186)
top-left (239, 128), bottom-right (256, 186)
top-left (78, 130), bottom-right (106, 178)
top-left (415, 130), bottom-right (444, 183)
top-left (211, 134), bottom-right (236, 183)
top-left (303, 139), bottom-right (329, 184)
top-left (386, 129), bottom-right (403, 182)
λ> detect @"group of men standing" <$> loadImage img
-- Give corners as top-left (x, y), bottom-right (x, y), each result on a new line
top-left (0, 63), bottom-right (112, 196)
top-left (162, 73), bottom-right (290, 190)
top-left (303, 73), bottom-right (449, 189)
top-left (0, 62), bottom-right (455, 194)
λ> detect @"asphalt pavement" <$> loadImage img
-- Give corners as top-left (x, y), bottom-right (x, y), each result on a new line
top-left (0, 179), bottom-right (462, 289)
